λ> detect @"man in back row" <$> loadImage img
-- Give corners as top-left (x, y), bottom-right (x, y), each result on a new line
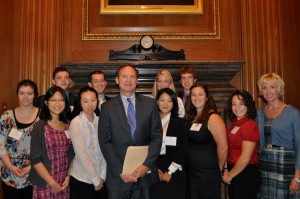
top-left (35, 66), bottom-right (77, 111)
top-left (177, 66), bottom-right (197, 108)
top-left (72, 70), bottom-right (110, 118)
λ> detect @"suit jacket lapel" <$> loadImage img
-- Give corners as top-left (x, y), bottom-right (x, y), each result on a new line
top-left (114, 95), bottom-right (134, 142)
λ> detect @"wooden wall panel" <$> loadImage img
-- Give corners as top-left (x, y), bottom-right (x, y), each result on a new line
top-left (1, 0), bottom-right (299, 110)
top-left (280, 0), bottom-right (300, 109)
top-left (0, 0), bottom-right (18, 111)
top-left (240, 0), bottom-right (284, 107)
top-left (18, 0), bottom-right (63, 96)
top-left (0, 0), bottom-right (63, 110)
top-left (240, 0), bottom-right (300, 109)
top-left (62, 0), bottom-right (242, 62)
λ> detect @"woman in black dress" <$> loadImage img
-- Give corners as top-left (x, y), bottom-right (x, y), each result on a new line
top-left (151, 88), bottom-right (188, 199)
top-left (185, 84), bottom-right (228, 199)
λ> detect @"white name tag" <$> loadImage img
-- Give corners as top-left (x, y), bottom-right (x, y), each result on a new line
top-left (64, 130), bottom-right (71, 139)
top-left (8, 128), bottom-right (23, 140)
top-left (165, 136), bottom-right (177, 146)
top-left (190, 123), bottom-right (202, 131)
top-left (230, 126), bottom-right (240, 134)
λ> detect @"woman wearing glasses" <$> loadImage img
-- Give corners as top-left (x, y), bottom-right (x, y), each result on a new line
top-left (29, 86), bottom-right (73, 199)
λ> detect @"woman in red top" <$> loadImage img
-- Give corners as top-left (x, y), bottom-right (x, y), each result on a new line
top-left (222, 90), bottom-right (261, 199)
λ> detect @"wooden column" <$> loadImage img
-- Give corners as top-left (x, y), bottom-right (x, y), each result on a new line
top-left (18, 0), bottom-right (62, 95)
top-left (240, 0), bottom-right (283, 107)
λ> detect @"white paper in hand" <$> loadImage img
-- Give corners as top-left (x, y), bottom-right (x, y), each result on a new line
top-left (122, 146), bottom-right (149, 175)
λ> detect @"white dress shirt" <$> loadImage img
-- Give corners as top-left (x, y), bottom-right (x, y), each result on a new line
top-left (70, 112), bottom-right (106, 186)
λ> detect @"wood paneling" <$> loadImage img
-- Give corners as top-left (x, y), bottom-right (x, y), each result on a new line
top-left (0, 0), bottom-right (299, 110)
top-left (240, 0), bottom-right (300, 109)
top-left (0, 0), bottom-right (63, 110)
top-left (240, 0), bottom-right (284, 107)
top-left (280, 0), bottom-right (300, 108)
top-left (0, 0), bottom-right (18, 111)
top-left (62, 0), bottom-right (241, 62)
top-left (18, 0), bottom-right (63, 96)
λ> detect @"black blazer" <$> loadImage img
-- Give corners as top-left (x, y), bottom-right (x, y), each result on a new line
top-left (158, 115), bottom-right (188, 172)
top-left (98, 94), bottom-right (162, 191)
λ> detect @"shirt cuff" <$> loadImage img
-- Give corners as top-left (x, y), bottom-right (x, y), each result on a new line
top-left (168, 162), bottom-right (182, 174)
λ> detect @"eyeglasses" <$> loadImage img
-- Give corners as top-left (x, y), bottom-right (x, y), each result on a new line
top-left (48, 99), bottom-right (65, 103)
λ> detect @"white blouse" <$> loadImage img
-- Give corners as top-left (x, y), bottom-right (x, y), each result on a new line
top-left (69, 112), bottom-right (106, 186)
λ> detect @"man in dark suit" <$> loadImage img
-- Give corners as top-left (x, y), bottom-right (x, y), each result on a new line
top-left (98, 65), bottom-right (162, 199)
top-left (177, 66), bottom-right (197, 107)
top-left (72, 70), bottom-right (111, 118)
top-left (35, 66), bottom-right (77, 110)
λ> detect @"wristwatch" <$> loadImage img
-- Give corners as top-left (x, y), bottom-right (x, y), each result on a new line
top-left (294, 178), bottom-right (300, 184)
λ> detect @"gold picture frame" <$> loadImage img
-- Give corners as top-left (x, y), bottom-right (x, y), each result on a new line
top-left (82, 0), bottom-right (220, 40)
top-left (100, 0), bottom-right (203, 14)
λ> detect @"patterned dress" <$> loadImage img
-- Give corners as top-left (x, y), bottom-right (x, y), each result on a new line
top-left (33, 124), bottom-right (71, 199)
top-left (0, 110), bottom-right (39, 189)
top-left (258, 114), bottom-right (300, 199)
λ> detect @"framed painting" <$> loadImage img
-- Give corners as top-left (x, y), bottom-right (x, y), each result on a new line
top-left (82, 0), bottom-right (219, 40)
top-left (100, 0), bottom-right (203, 14)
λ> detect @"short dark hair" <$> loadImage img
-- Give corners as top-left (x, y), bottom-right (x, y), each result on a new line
top-left (156, 88), bottom-right (179, 117)
top-left (226, 90), bottom-right (257, 120)
top-left (115, 65), bottom-right (139, 78)
top-left (77, 86), bottom-right (100, 116)
top-left (179, 66), bottom-right (197, 79)
top-left (52, 66), bottom-right (70, 79)
top-left (39, 86), bottom-right (70, 123)
top-left (16, 79), bottom-right (38, 101)
top-left (89, 71), bottom-right (106, 82)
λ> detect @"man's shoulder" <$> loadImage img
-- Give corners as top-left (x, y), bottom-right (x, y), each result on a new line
top-left (136, 94), bottom-right (155, 102)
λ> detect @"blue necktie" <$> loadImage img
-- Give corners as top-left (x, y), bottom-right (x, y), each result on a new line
top-left (127, 98), bottom-right (136, 140)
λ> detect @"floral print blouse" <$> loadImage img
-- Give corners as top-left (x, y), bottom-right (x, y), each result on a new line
top-left (0, 109), bottom-right (39, 189)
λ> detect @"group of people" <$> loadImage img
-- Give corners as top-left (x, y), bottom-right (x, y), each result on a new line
top-left (0, 64), bottom-right (299, 199)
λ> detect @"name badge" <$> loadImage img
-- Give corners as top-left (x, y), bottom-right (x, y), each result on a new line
top-left (165, 136), bottom-right (177, 146)
top-left (64, 130), bottom-right (71, 139)
top-left (9, 128), bottom-right (23, 140)
top-left (230, 126), bottom-right (240, 134)
top-left (190, 123), bottom-right (202, 131)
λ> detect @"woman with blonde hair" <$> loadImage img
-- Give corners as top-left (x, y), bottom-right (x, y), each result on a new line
top-left (152, 70), bottom-right (185, 118)
top-left (256, 73), bottom-right (300, 198)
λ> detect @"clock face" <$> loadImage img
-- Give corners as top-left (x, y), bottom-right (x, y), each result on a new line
top-left (140, 35), bottom-right (154, 50)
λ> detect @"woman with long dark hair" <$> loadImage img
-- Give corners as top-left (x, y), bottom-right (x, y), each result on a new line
top-left (185, 84), bottom-right (227, 199)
